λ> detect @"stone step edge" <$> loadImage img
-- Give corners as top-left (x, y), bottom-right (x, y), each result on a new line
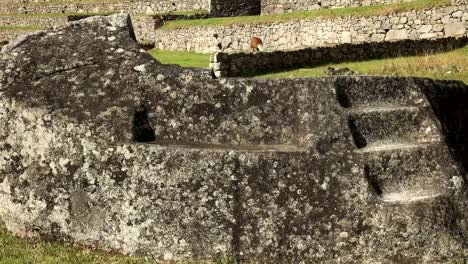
top-left (380, 189), bottom-right (447, 204)
top-left (136, 141), bottom-right (308, 153)
top-left (355, 141), bottom-right (441, 154)
top-left (348, 105), bottom-right (420, 115)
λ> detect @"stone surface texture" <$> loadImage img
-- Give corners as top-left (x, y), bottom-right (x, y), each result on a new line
top-left (261, 0), bottom-right (407, 14)
top-left (0, 14), bottom-right (468, 263)
top-left (155, 4), bottom-right (468, 52)
top-left (210, 0), bottom-right (261, 17)
top-left (0, 15), bottom-right (155, 43)
top-left (0, 0), bottom-right (209, 15)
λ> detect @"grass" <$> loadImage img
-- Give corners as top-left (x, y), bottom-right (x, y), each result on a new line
top-left (0, 25), bottom-right (43, 30)
top-left (160, 0), bottom-right (451, 30)
top-left (146, 45), bottom-right (468, 84)
top-left (149, 49), bottom-right (211, 68)
top-left (0, 222), bottom-right (242, 264)
top-left (0, 223), bottom-right (149, 264)
top-left (257, 44), bottom-right (468, 84)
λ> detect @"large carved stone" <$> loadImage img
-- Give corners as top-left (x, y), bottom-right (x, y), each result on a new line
top-left (0, 14), bottom-right (467, 262)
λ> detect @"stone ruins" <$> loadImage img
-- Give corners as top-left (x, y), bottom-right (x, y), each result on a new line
top-left (1, 0), bottom-right (468, 262)
top-left (0, 14), bottom-right (468, 262)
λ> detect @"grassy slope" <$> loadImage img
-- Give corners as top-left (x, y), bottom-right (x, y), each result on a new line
top-left (258, 44), bottom-right (468, 84)
top-left (149, 49), bottom-right (211, 68)
top-left (147, 45), bottom-right (468, 84)
top-left (160, 0), bottom-right (451, 30)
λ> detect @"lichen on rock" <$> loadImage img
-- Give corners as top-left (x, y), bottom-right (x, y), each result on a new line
top-left (0, 13), bottom-right (467, 262)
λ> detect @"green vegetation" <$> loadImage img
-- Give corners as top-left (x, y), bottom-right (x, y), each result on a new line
top-left (0, 223), bottom-right (148, 264)
top-left (149, 49), bottom-right (211, 68)
top-left (0, 222), bottom-right (241, 263)
top-left (258, 45), bottom-right (468, 84)
top-left (146, 45), bottom-right (468, 84)
top-left (160, 0), bottom-right (450, 30)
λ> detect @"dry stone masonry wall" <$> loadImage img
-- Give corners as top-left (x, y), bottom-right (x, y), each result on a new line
top-left (0, 0), bottom-right (209, 15)
top-left (210, 0), bottom-right (261, 17)
top-left (155, 4), bottom-right (468, 52)
top-left (261, 0), bottom-right (408, 14)
top-left (0, 14), bottom-right (157, 43)
top-left (210, 37), bottom-right (468, 77)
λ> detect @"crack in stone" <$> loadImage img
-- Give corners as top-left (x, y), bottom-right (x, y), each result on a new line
top-left (34, 61), bottom-right (97, 81)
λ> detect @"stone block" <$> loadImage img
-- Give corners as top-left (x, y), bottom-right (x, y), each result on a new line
top-left (444, 22), bottom-right (467, 36)
top-left (418, 25), bottom-right (433, 33)
top-left (432, 24), bottom-right (444, 32)
top-left (462, 13), bottom-right (468, 22)
top-left (370, 33), bottom-right (386, 42)
top-left (385, 29), bottom-right (409, 41)
top-left (341, 31), bottom-right (352, 43)
top-left (2, 14), bottom-right (468, 262)
top-left (420, 33), bottom-right (438, 39)
top-left (452, 11), bottom-right (464, 18)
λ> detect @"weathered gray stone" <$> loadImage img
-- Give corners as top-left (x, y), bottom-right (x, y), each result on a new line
top-left (385, 29), bottom-right (408, 40)
top-left (419, 24), bottom-right (433, 33)
top-left (420, 32), bottom-right (439, 39)
top-left (453, 10), bottom-right (464, 18)
top-left (445, 22), bottom-right (467, 36)
top-left (1, 13), bottom-right (468, 263)
top-left (154, 4), bottom-right (468, 52)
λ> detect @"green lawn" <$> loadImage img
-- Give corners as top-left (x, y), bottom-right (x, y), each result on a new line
top-left (149, 49), bottom-right (211, 68)
top-left (160, 0), bottom-right (450, 30)
top-left (258, 44), bottom-right (468, 84)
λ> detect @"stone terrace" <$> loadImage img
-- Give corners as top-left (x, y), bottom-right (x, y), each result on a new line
top-left (155, 2), bottom-right (468, 52)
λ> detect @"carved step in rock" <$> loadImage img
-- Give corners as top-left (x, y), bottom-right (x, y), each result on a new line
top-left (140, 141), bottom-right (307, 153)
top-left (335, 76), bottom-right (427, 108)
top-left (362, 142), bottom-right (459, 199)
top-left (348, 105), bottom-right (441, 147)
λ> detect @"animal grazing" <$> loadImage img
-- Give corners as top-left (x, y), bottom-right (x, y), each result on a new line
top-left (250, 37), bottom-right (264, 52)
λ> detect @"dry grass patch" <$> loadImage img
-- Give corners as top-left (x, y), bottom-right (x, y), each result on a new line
top-left (258, 44), bottom-right (468, 84)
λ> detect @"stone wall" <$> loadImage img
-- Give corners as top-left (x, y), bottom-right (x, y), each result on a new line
top-left (154, 4), bottom-right (468, 53)
top-left (0, 29), bottom-right (37, 44)
top-left (0, 16), bottom-right (68, 27)
top-left (0, 0), bottom-right (209, 15)
top-left (210, 37), bottom-right (468, 77)
top-left (261, 0), bottom-right (407, 14)
top-left (210, 0), bottom-right (261, 17)
top-left (2, 0), bottom-right (91, 2)
top-left (0, 15), bottom-right (156, 43)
